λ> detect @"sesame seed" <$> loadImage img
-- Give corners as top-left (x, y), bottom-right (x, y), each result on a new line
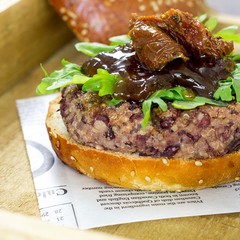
top-left (162, 158), bottom-right (169, 166)
top-left (120, 176), bottom-right (128, 182)
top-left (95, 145), bottom-right (103, 150)
top-left (81, 29), bottom-right (88, 36)
top-left (145, 176), bottom-right (151, 182)
top-left (171, 125), bottom-right (178, 132)
top-left (130, 171), bottom-right (135, 177)
top-left (90, 166), bottom-right (94, 172)
top-left (83, 37), bottom-right (90, 42)
top-left (165, 0), bottom-right (172, 6)
top-left (67, 10), bottom-right (78, 20)
top-left (70, 20), bottom-right (77, 27)
top-left (139, 4), bottom-right (146, 11)
top-left (56, 140), bottom-right (60, 149)
top-left (235, 177), bottom-right (240, 181)
top-left (59, 7), bottom-right (66, 14)
top-left (82, 22), bottom-right (89, 28)
top-left (195, 161), bottom-right (203, 166)
top-left (183, 113), bottom-right (190, 119)
top-left (70, 156), bottom-right (76, 162)
top-left (62, 15), bottom-right (68, 22)
top-left (150, 1), bottom-right (159, 13)
top-left (199, 179), bottom-right (204, 184)
top-left (187, 0), bottom-right (193, 7)
top-left (52, 132), bottom-right (57, 138)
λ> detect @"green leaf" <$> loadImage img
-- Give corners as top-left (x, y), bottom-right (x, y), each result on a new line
top-left (205, 16), bottom-right (218, 32)
top-left (142, 100), bottom-right (153, 129)
top-left (172, 100), bottom-right (205, 110)
top-left (141, 86), bottom-right (227, 128)
top-left (214, 32), bottom-right (240, 44)
top-left (232, 73), bottom-right (240, 101)
top-left (36, 81), bottom-right (58, 95)
top-left (196, 14), bottom-right (240, 44)
top-left (108, 98), bottom-right (123, 106)
top-left (216, 25), bottom-right (238, 35)
top-left (172, 96), bottom-right (226, 110)
top-left (196, 13), bottom-right (208, 23)
top-left (193, 96), bottom-right (226, 106)
top-left (47, 74), bottom-right (90, 91)
top-left (82, 69), bottom-right (119, 97)
top-left (213, 24), bottom-right (240, 43)
top-left (233, 54), bottom-right (240, 62)
top-left (109, 34), bottom-right (131, 46)
top-left (75, 34), bottom-right (131, 57)
top-left (213, 64), bottom-right (240, 102)
top-left (142, 97), bottom-right (167, 129)
top-left (36, 60), bottom-right (83, 95)
top-left (213, 81), bottom-right (233, 101)
top-left (141, 87), bottom-right (190, 129)
top-left (75, 42), bottom-right (116, 57)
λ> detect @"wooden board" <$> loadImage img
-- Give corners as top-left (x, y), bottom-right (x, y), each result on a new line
top-left (1, 12), bottom-right (240, 240)
top-left (0, 0), bottom-right (73, 95)
top-left (0, 209), bottom-right (127, 240)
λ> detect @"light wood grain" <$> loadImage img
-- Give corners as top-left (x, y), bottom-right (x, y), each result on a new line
top-left (0, 210), bottom-right (127, 240)
top-left (1, 13), bottom-right (240, 240)
top-left (0, 0), bottom-right (73, 95)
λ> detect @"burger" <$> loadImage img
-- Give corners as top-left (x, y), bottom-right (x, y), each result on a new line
top-left (37, 9), bottom-right (240, 191)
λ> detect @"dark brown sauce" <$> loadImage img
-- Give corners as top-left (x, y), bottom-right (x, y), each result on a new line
top-left (81, 44), bottom-right (233, 101)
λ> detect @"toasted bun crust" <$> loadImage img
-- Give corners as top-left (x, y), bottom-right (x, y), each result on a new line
top-left (46, 96), bottom-right (240, 191)
top-left (49, 0), bottom-right (208, 43)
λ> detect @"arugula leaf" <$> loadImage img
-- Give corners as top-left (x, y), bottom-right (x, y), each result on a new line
top-left (36, 59), bottom-right (83, 95)
top-left (75, 42), bottom-right (116, 57)
top-left (75, 34), bottom-right (131, 57)
top-left (172, 96), bottom-right (226, 109)
top-left (196, 13), bottom-right (208, 23)
top-left (215, 33), bottom-right (240, 44)
top-left (216, 25), bottom-right (238, 35)
top-left (109, 34), bottom-right (131, 46)
top-left (213, 63), bottom-right (240, 102)
top-left (82, 69), bottom-right (119, 97)
top-left (142, 87), bottom-right (226, 128)
top-left (214, 25), bottom-right (240, 43)
top-left (36, 25), bottom-right (240, 131)
top-left (198, 14), bottom-right (240, 44)
top-left (205, 16), bottom-right (218, 32)
top-left (141, 87), bottom-right (192, 129)
top-left (233, 54), bottom-right (240, 62)
top-left (213, 79), bottom-right (233, 101)
top-left (109, 98), bottom-right (123, 106)
top-left (142, 97), bottom-right (167, 129)
top-left (172, 100), bottom-right (205, 110)
top-left (232, 64), bottom-right (240, 101)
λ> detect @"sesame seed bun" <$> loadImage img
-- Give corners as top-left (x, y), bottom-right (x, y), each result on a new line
top-left (48, 0), bottom-right (208, 43)
top-left (46, 96), bottom-right (240, 191)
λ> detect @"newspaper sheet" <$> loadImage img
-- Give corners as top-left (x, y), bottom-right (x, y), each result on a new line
top-left (16, 94), bottom-right (240, 229)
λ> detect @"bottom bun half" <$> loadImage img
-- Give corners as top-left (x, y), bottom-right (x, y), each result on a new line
top-left (46, 96), bottom-right (240, 191)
